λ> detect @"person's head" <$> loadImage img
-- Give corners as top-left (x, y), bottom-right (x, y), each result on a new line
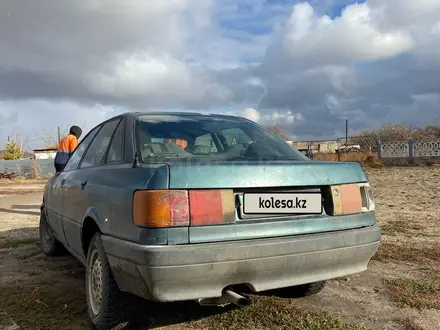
top-left (69, 125), bottom-right (82, 139)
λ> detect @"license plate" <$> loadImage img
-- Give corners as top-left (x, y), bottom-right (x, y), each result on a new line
top-left (243, 192), bottom-right (322, 214)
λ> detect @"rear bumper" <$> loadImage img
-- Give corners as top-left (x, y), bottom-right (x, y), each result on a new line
top-left (102, 225), bottom-right (381, 302)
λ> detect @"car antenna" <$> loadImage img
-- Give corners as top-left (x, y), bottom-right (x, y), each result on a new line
top-left (132, 151), bottom-right (140, 168)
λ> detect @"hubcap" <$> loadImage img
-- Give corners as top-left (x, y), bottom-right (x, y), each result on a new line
top-left (88, 249), bottom-right (103, 315)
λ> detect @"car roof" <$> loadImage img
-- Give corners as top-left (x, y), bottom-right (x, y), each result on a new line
top-left (111, 111), bottom-right (247, 121)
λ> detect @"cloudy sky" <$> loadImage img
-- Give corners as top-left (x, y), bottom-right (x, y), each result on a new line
top-left (1, 0), bottom-right (440, 149)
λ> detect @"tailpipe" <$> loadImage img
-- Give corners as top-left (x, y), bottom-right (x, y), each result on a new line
top-left (197, 289), bottom-right (250, 308)
top-left (222, 289), bottom-right (250, 308)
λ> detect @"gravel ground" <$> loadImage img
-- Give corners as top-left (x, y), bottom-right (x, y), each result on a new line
top-left (0, 167), bottom-right (439, 330)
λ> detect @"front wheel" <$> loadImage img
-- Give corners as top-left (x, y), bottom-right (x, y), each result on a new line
top-left (86, 233), bottom-right (124, 330)
top-left (39, 211), bottom-right (64, 256)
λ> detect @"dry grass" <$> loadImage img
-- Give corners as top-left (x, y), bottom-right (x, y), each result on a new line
top-left (312, 152), bottom-right (377, 162)
top-left (191, 296), bottom-right (368, 330)
top-left (372, 242), bottom-right (440, 264)
top-left (0, 282), bottom-right (88, 330)
top-left (0, 277), bottom-right (370, 330)
top-left (401, 318), bottom-right (426, 330)
top-left (30, 161), bottom-right (41, 179)
top-left (1, 164), bottom-right (440, 329)
top-left (380, 220), bottom-right (428, 237)
top-left (0, 238), bottom-right (40, 249)
top-left (383, 278), bottom-right (440, 310)
top-left (0, 178), bottom-right (49, 187)
top-left (312, 152), bottom-right (440, 168)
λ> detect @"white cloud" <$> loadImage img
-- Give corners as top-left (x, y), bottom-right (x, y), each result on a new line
top-left (242, 108), bottom-right (261, 122)
top-left (237, 108), bottom-right (303, 141)
top-left (0, 100), bottom-right (121, 149)
top-left (230, 107), bottom-right (303, 126)
top-left (262, 110), bottom-right (304, 125)
top-left (281, 2), bottom-right (414, 65)
top-left (86, 52), bottom-right (222, 104)
top-left (369, 0), bottom-right (440, 28)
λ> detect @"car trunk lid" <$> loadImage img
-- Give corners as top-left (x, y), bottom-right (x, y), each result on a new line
top-left (167, 160), bottom-right (367, 189)
top-left (156, 160), bottom-right (372, 243)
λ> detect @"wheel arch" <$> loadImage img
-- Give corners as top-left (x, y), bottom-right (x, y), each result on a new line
top-left (81, 212), bottom-right (102, 257)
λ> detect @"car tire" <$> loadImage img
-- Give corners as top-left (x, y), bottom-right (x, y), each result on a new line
top-left (271, 281), bottom-right (326, 298)
top-left (39, 210), bottom-right (64, 256)
top-left (86, 233), bottom-right (124, 330)
top-left (289, 281), bottom-right (326, 298)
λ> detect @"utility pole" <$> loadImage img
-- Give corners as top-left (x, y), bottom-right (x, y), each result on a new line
top-left (345, 119), bottom-right (348, 146)
top-left (57, 126), bottom-right (61, 144)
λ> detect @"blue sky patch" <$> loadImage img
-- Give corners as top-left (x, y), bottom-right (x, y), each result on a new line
top-left (328, 0), bottom-right (365, 18)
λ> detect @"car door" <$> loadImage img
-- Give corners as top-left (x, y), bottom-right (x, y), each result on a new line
top-left (45, 174), bottom-right (68, 245)
top-left (61, 118), bottom-right (122, 256)
top-left (46, 127), bottom-right (100, 244)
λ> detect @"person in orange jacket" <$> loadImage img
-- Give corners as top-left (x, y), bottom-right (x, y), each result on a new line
top-left (164, 138), bottom-right (188, 149)
top-left (54, 126), bottom-right (82, 172)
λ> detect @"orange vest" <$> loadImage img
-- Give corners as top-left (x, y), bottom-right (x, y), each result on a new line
top-left (164, 138), bottom-right (187, 149)
top-left (57, 134), bottom-right (78, 153)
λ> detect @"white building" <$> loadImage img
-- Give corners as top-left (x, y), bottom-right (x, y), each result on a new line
top-left (33, 148), bottom-right (57, 160)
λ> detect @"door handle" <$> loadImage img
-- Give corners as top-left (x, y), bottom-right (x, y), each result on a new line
top-left (81, 181), bottom-right (88, 190)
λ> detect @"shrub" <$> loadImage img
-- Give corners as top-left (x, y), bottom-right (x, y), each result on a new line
top-left (3, 141), bottom-right (24, 160)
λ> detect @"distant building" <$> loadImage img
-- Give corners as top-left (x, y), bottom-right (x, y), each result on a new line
top-left (292, 140), bottom-right (341, 154)
top-left (33, 148), bottom-right (57, 160)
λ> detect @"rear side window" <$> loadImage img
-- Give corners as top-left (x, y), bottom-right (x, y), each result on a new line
top-left (80, 119), bottom-right (121, 169)
top-left (63, 126), bottom-right (100, 172)
top-left (135, 114), bottom-right (306, 162)
top-left (105, 119), bottom-right (124, 164)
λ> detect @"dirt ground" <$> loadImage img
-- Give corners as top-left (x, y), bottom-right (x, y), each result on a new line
top-left (0, 168), bottom-right (439, 330)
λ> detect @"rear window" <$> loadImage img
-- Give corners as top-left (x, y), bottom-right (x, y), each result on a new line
top-left (135, 114), bottom-right (306, 162)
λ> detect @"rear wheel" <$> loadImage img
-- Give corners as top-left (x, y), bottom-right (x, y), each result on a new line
top-left (86, 233), bottom-right (124, 330)
top-left (39, 210), bottom-right (64, 256)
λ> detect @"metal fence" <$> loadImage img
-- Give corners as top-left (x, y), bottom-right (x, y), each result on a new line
top-left (378, 140), bottom-right (440, 158)
top-left (0, 159), bottom-right (55, 177)
top-left (298, 135), bottom-right (440, 159)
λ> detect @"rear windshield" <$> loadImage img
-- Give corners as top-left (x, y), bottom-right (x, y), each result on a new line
top-left (135, 114), bottom-right (306, 162)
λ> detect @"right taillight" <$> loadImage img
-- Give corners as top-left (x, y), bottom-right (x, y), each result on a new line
top-left (327, 182), bottom-right (375, 216)
top-left (359, 182), bottom-right (375, 212)
top-left (133, 189), bottom-right (235, 228)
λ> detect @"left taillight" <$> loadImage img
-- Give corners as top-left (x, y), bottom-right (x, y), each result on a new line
top-left (133, 189), bottom-right (236, 228)
top-left (133, 190), bottom-right (190, 228)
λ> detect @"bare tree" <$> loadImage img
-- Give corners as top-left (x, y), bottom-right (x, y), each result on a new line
top-left (266, 125), bottom-right (293, 141)
top-left (361, 123), bottom-right (440, 142)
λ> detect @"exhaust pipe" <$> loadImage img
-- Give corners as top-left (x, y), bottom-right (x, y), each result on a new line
top-left (197, 296), bottom-right (230, 307)
top-left (222, 290), bottom-right (250, 308)
top-left (197, 289), bottom-right (250, 308)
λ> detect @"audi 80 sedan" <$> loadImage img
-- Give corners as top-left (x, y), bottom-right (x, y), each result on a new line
top-left (39, 112), bottom-right (381, 329)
